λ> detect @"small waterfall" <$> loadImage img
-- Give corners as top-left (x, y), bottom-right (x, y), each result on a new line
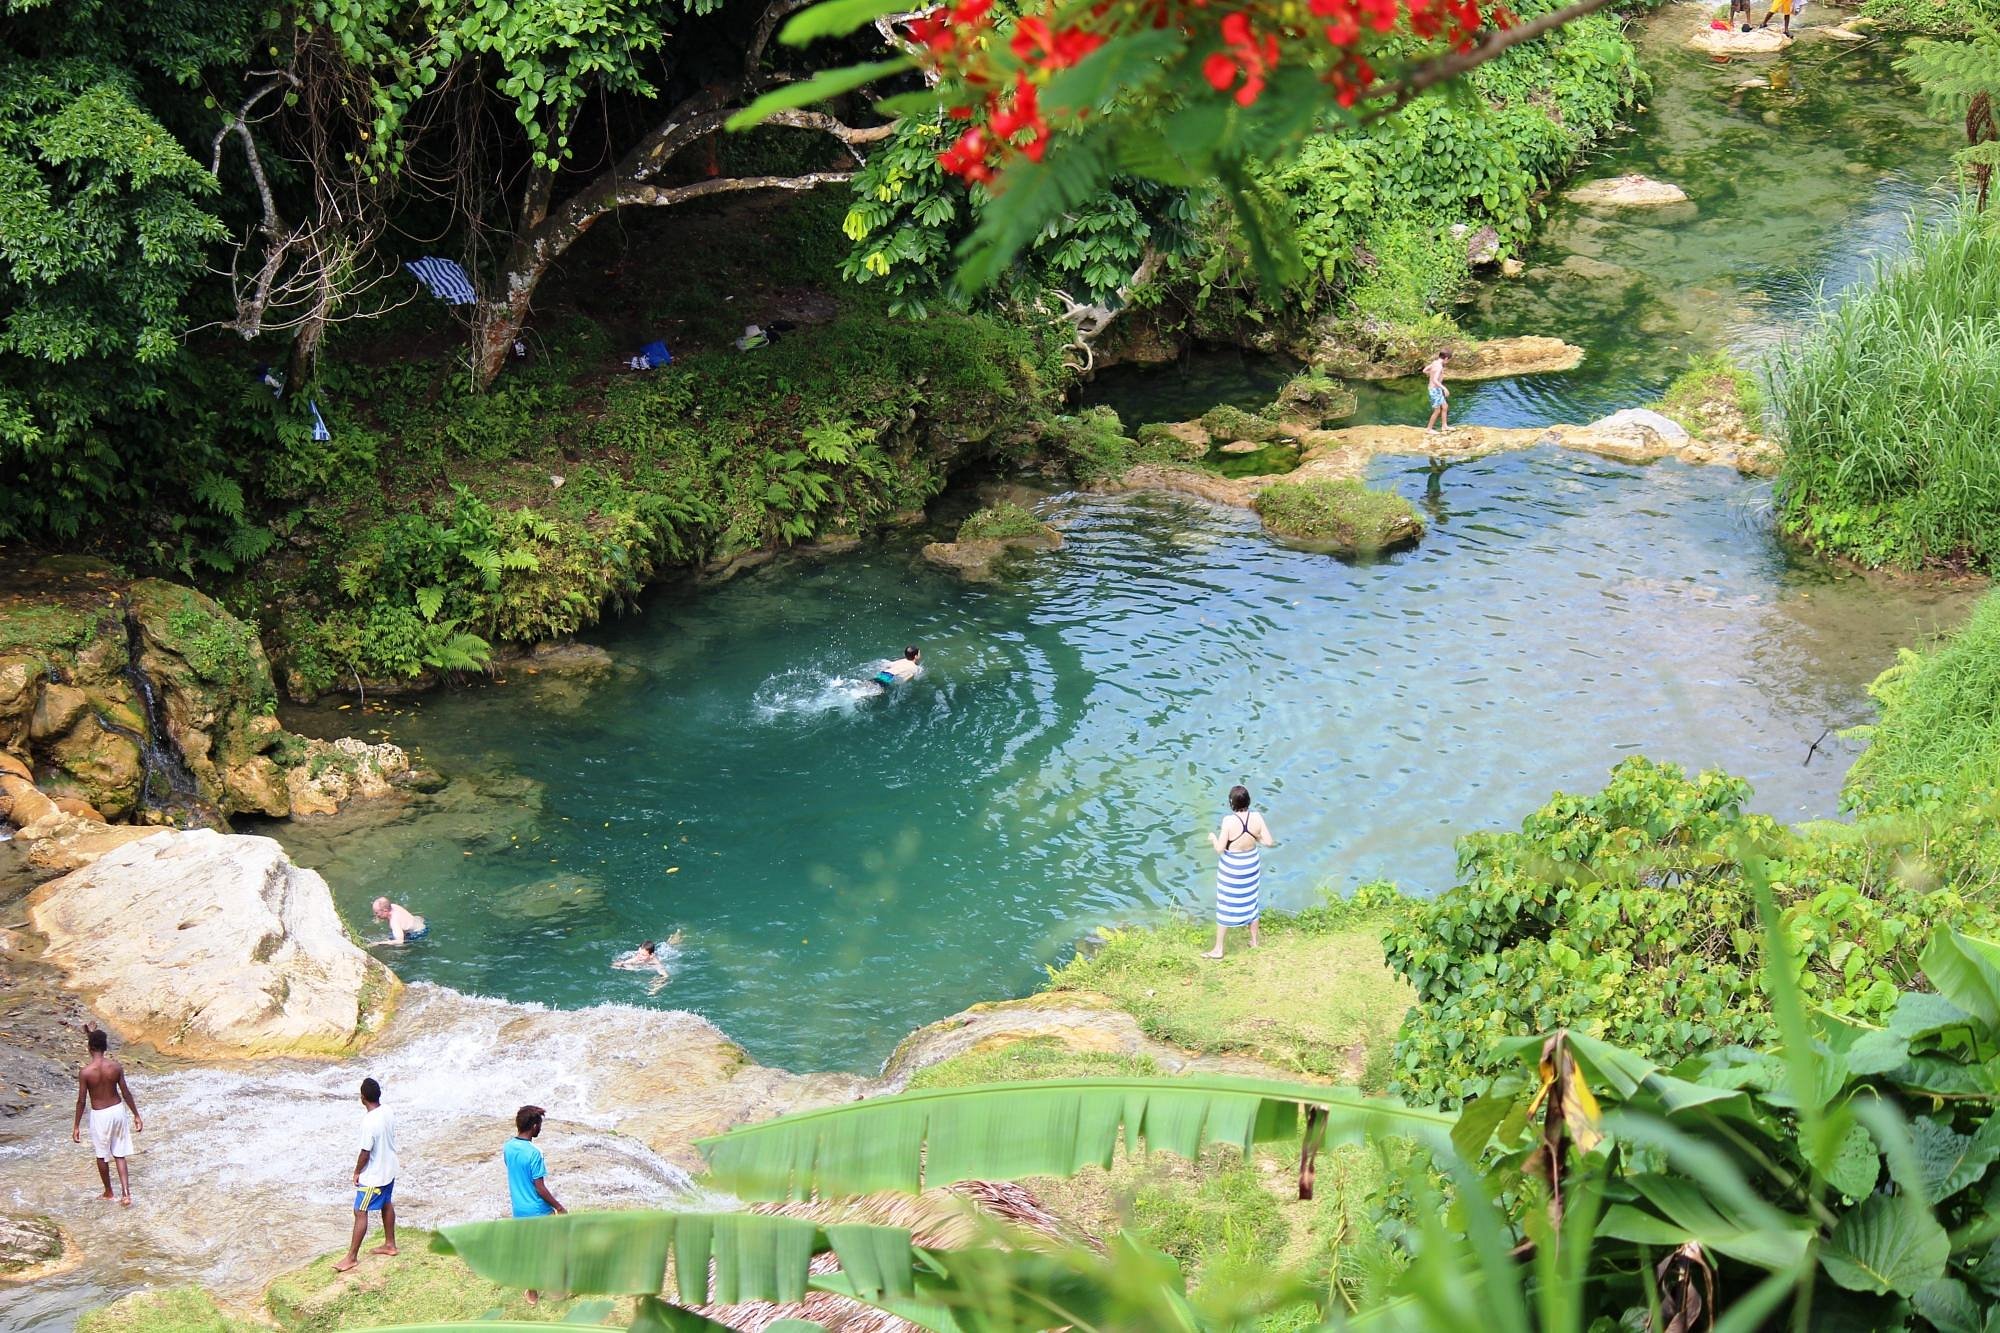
top-left (0, 985), bottom-right (729, 1317)
top-left (118, 605), bottom-right (211, 824)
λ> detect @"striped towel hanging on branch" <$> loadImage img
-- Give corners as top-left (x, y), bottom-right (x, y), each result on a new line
top-left (406, 256), bottom-right (478, 305)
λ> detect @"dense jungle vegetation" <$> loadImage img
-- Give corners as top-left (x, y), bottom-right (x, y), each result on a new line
top-left (4, 0), bottom-right (1641, 694)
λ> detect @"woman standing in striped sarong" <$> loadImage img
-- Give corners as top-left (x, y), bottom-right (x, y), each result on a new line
top-left (1204, 785), bottom-right (1274, 958)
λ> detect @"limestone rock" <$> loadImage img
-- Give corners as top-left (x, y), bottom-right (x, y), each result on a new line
top-left (1451, 222), bottom-right (1503, 265)
top-left (1501, 257), bottom-right (1526, 278)
top-left (921, 528), bottom-right (1064, 581)
top-left (225, 756), bottom-right (292, 819)
top-left (0, 1213), bottom-right (72, 1282)
top-left (28, 683), bottom-right (87, 742)
top-left (1447, 336), bottom-right (1585, 380)
top-left (285, 737), bottom-right (413, 818)
top-left (492, 641), bottom-right (616, 679)
top-left (19, 815), bottom-right (159, 875)
top-left (0, 654), bottom-right (45, 752)
top-left (1587, 407), bottom-right (1693, 449)
top-left (1688, 24), bottom-right (1790, 53)
top-left (28, 828), bottom-right (396, 1057)
top-left (1218, 440), bottom-right (1266, 455)
top-left (1565, 174), bottom-right (1690, 208)
top-left (1559, 254), bottom-right (1633, 282)
top-left (44, 717), bottom-right (142, 820)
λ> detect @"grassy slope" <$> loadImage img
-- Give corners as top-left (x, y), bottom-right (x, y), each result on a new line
top-left (80, 1234), bottom-right (630, 1333)
top-left (1044, 906), bottom-right (1413, 1091)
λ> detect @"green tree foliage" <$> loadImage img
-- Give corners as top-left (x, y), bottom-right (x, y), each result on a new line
top-left (1380, 756), bottom-right (2000, 1105)
top-left (0, 0), bottom-right (253, 540)
top-left (1772, 209), bottom-right (2000, 570)
top-left (840, 111), bottom-right (1197, 314)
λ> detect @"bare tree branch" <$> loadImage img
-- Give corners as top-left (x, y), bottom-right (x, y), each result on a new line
top-left (762, 110), bottom-right (902, 144)
top-left (613, 170), bottom-right (856, 209)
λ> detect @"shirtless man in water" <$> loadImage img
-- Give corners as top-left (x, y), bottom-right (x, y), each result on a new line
top-left (72, 1025), bottom-right (141, 1206)
top-left (371, 896), bottom-right (427, 945)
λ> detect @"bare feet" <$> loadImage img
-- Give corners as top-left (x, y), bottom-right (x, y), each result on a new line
top-left (1200, 949), bottom-right (1224, 959)
top-left (369, 1244), bottom-right (398, 1257)
top-left (99, 1190), bottom-right (114, 1201)
top-left (525, 1290), bottom-right (540, 1306)
top-left (332, 1257), bottom-right (359, 1274)
top-left (119, 1196), bottom-right (132, 1208)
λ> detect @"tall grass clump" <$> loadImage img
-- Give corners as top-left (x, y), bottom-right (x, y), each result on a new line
top-left (1772, 206), bottom-right (2000, 569)
top-left (1845, 587), bottom-right (2000, 811)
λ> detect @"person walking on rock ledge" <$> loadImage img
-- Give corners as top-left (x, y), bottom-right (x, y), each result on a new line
top-left (1204, 785), bottom-right (1274, 958)
top-left (1423, 349), bottom-right (1452, 434)
top-left (334, 1076), bottom-right (399, 1273)
top-left (73, 1024), bottom-right (141, 1206)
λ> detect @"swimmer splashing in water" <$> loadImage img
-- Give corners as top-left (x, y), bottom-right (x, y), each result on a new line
top-left (614, 930), bottom-right (684, 994)
top-left (875, 645), bottom-right (921, 688)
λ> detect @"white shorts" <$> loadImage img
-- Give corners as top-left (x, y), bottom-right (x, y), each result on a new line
top-left (88, 1104), bottom-right (133, 1160)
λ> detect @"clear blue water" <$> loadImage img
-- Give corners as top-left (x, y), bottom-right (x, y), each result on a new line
top-left (262, 17), bottom-right (1976, 1078)
top-left (274, 449), bottom-right (1977, 1072)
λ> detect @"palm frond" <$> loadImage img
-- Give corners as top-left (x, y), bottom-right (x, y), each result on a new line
top-left (430, 1209), bottom-right (916, 1306)
top-left (696, 1075), bottom-right (1456, 1202)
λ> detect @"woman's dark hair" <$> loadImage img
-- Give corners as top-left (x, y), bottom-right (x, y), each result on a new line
top-left (1228, 785), bottom-right (1250, 812)
top-left (904, 645), bottom-right (920, 660)
top-left (516, 1105), bottom-right (545, 1134)
top-left (360, 1077), bottom-right (382, 1103)
top-left (641, 940), bottom-right (656, 952)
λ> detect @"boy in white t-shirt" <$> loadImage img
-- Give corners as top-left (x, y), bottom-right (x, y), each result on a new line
top-left (334, 1077), bottom-right (400, 1273)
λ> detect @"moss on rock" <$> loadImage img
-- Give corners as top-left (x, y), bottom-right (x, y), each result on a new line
top-left (1198, 404), bottom-right (1282, 445)
top-left (1252, 478), bottom-right (1424, 555)
top-left (956, 502), bottom-right (1048, 543)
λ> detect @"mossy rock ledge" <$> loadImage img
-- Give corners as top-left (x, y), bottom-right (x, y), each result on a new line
top-left (1252, 478), bottom-right (1425, 555)
top-left (923, 503), bottom-right (1064, 580)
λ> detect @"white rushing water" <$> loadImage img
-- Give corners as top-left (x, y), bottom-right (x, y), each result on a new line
top-left (0, 983), bottom-right (747, 1321)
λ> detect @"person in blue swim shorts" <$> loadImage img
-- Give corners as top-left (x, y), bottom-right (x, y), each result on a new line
top-left (372, 897), bottom-right (427, 945)
top-left (875, 645), bottom-right (921, 688)
top-left (1423, 349), bottom-right (1452, 434)
top-left (334, 1077), bottom-right (399, 1273)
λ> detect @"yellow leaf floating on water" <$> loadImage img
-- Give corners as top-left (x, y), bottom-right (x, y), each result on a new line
top-left (666, 867), bottom-right (679, 874)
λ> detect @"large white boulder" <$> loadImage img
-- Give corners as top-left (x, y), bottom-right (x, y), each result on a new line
top-left (1590, 407), bottom-right (1693, 447)
top-left (28, 829), bottom-right (395, 1057)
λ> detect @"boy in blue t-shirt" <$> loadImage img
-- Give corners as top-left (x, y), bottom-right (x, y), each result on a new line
top-left (504, 1105), bottom-right (566, 1303)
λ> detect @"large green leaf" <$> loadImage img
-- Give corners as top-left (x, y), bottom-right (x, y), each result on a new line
top-left (1819, 1194), bottom-right (1951, 1297)
top-left (696, 1075), bottom-right (1454, 1201)
top-left (726, 59), bottom-right (912, 131)
top-left (429, 1210), bottom-right (913, 1304)
top-left (778, 0), bottom-right (913, 44)
top-left (1909, 1113), bottom-right (2000, 1202)
top-left (1920, 929), bottom-right (2000, 1027)
top-left (1603, 1175), bottom-right (1812, 1271)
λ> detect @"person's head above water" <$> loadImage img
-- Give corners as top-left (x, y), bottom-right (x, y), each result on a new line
top-left (1228, 785), bottom-right (1251, 812)
top-left (639, 940), bottom-right (657, 955)
top-left (371, 896), bottom-right (392, 919)
top-left (904, 645), bottom-right (920, 662)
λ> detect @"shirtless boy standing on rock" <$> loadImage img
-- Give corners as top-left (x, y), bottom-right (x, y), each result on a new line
top-left (72, 1025), bottom-right (141, 1206)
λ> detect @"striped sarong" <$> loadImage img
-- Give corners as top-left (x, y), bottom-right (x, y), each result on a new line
top-left (1216, 848), bottom-right (1262, 926)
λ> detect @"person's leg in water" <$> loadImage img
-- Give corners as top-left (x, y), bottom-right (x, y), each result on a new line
top-left (112, 1153), bottom-right (131, 1206)
top-left (93, 1155), bottom-right (112, 1201)
top-left (371, 1199), bottom-right (398, 1258)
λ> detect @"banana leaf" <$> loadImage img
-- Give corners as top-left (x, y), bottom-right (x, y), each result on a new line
top-left (430, 1209), bottom-right (915, 1305)
top-left (696, 1075), bottom-right (1456, 1202)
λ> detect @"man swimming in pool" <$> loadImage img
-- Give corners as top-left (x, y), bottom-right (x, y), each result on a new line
top-left (371, 897), bottom-right (427, 945)
top-left (613, 931), bottom-right (682, 994)
top-left (875, 645), bottom-right (921, 687)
